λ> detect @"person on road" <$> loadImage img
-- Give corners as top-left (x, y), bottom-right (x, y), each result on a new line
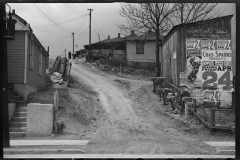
top-left (68, 51), bottom-right (72, 59)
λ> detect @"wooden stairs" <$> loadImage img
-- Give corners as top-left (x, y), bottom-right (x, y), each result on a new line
top-left (8, 84), bottom-right (27, 138)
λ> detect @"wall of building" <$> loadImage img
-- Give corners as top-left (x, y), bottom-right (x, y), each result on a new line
top-left (126, 41), bottom-right (156, 62)
top-left (161, 16), bottom-right (233, 107)
top-left (14, 84), bottom-right (38, 100)
top-left (7, 31), bottom-right (25, 84)
top-left (26, 33), bottom-right (47, 88)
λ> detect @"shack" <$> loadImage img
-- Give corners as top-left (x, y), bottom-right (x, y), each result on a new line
top-left (160, 15), bottom-right (234, 108)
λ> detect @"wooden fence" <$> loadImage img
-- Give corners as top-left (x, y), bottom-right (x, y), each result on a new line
top-left (51, 56), bottom-right (72, 82)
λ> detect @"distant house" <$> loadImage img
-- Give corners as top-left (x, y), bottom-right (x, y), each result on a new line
top-left (124, 29), bottom-right (163, 62)
top-left (7, 10), bottom-right (49, 100)
top-left (75, 49), bottom-right (88, 58)
top-left (103, 33), bottom-right (125, 59)
top-left (83, 30), bottom-right (163, 63)
top-left (84, 33), bottom-right (126, 59)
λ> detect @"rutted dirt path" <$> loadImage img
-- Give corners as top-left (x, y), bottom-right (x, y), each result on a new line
top-left (68, 59), bottom-right (234, 154)
top-left (71, 60), bottom-right (144, 130)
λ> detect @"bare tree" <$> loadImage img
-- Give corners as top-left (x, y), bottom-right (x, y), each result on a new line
top-left (118, 3), bottom-right (223, 76)
top-left (118, 3), bottom-right (178, 76)
top-left (170, 3), bottom-right (224, 25)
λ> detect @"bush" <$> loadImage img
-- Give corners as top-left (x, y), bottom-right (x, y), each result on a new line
top-left (99, 59), bottom-right (156, 71)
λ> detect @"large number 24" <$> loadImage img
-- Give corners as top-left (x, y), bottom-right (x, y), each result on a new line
top-left (202, 71), bottom-right (231, 90)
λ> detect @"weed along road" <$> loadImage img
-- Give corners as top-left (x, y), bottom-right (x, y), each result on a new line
top-left (66, 59), bottom-right (234, 155)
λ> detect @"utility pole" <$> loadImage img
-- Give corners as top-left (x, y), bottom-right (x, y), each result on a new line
top-left (87, 8), bottom-right (93, 62)
top-left (72, 32), bottom-right (75, 59)
top-left (64, 49), bottom-right (66, 58)
top-left (1, 3), bottom-right (10, 147)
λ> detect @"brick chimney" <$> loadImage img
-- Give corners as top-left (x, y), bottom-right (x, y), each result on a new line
top-left (12, 9), bottom-right (15, 14)
top-left (118, 33), bottom-right (120, 37)
top-left (108, 35), bottom-right (110, 39)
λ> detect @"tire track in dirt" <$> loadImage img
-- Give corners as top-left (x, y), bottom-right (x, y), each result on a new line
top-left (71, 62), bottom-right (141, 128)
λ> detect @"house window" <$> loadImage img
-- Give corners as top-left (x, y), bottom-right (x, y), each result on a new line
top-left (29, 38), bottom-right (34, 70)
top-left (39, 48), bottom-right (42, 75)
top-left (136, 41), bottom-right (144, 54)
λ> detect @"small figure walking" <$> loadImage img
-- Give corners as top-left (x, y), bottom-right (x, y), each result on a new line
top-left (68, 51), bottom-right (72, 59)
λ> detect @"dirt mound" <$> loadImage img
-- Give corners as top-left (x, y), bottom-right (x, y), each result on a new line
top-left (27, 75), bottom-right (104, 137)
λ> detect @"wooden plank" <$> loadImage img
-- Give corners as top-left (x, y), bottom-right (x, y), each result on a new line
top-left (4, 154), bottom-right (235, 159)
top-left (204, 141), bottom-right (235, 147)
top-left (54, 91), bottom-right (58, 134)
top-left (10, 140), bottom-right (89, 146)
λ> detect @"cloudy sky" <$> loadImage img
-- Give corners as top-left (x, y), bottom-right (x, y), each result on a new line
top-left (8, 3), bottom-right (235, 59)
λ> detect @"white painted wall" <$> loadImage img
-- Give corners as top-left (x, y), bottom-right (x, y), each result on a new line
top-left (126, 41), bottom-right (156, 62)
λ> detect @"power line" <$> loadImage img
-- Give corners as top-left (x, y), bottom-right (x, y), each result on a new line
top-left (31, 14), bottom-right (88, 27)
top-left (75, 15), bottom-right (88, 34)
top-left (70, 3), bottom-right (85, 14)
top-left (92, 17), bottom-right (106, 39)
top-left (33, 4), bottom-right (70, 34)
top-left (78, 3), bottom-right (88, 9)
top-left (51, 38), bottom-right (71, 51)
top-left (40, 35), bottom-right (72, 43)
top-left (64, 3), bottom-right (83, 15)
top-left (66, 38), bottom-right (72, 51)
top-left (92, 21), bottom-right (99, 41)
top-left (50, 36), bottom-right (72, 48)
top-left (75, 28), bottom-right (88, 35)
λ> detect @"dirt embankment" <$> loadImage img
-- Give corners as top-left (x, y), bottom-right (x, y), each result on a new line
top-left (25, 73), bottom-right (105, 139)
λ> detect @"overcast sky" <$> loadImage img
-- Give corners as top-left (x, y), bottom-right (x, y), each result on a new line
top-left (8, 3), bottom-right (235, 59)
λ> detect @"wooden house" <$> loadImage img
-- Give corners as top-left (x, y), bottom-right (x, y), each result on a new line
top-left (84, 34), bottom-right (125, 59)
top-left (124, 30), bottom-right (163, 62)
top-left (160, 15), bottom-right (234, 106)
top-left (7, 10), bottom-right (49, 100)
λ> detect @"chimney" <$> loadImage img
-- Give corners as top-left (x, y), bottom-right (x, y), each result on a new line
top-left (108, 35), bottom-right (110, 39)
top-left (131, 30), bottom-right (135, 35)
top-left (12, 9), bottom-right (15, 14)
top-left (118, 33), bottom-right (120, 37)
top-left (148, 28), bottom-right (152, 33)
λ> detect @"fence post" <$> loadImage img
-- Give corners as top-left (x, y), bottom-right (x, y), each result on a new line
top-left (210, 109), bottom-right (215, 127)
top-left (183, 97), bottom-right (192, 117)
top-left (193, 99), bottom-right (196, 113)
top-left (54, 90), bottom-right (58, 134)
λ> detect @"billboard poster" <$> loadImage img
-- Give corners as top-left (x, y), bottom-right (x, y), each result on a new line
top-left (202, 49), bottom-right (233, 91)
top-left (185, 45), bottom-right (202, 88)
top-left (180, 72), bottom-right (187, 86)
top-left (185, 38), bottom-right (233, 91)
top-left (203, 90), bottom-right (220, 102)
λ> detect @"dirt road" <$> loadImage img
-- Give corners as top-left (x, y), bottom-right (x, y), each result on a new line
top-left (67, 59), bottom-right (234, 154)
top-left (13, 58), bottom-right (233, 155)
